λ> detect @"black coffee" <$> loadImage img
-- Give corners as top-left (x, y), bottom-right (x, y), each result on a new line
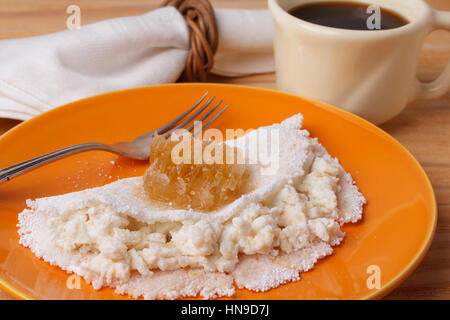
top-left (288, 1), bottom-right (408, 30)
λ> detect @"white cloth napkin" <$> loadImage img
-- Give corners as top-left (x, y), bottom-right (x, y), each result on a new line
top-left (0, 7), bottom-right (274, 121)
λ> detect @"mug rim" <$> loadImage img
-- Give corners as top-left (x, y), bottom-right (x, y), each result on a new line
top-left (268, 0), bottom-right (432, 38)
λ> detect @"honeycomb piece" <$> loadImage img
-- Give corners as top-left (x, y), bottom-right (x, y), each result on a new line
top-left (144, 134), bottom-right (247, 212)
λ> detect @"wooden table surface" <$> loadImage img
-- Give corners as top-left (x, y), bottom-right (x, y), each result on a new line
top-left (0, 0), bottom-right (449, 300)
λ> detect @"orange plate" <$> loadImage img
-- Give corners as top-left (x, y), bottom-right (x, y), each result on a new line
top-left (0, 84), bottom-right (436, 300)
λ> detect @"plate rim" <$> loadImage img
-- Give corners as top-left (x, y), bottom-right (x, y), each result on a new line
top-left (0, 83), bottom-right (438, 300)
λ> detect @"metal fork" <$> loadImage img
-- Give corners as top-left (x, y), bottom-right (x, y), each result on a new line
top-left (0, 92), bottom-right (228, 184)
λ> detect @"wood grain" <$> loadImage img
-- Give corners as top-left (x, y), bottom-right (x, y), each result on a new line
top-left (0, 0), bottom-right (449, 300)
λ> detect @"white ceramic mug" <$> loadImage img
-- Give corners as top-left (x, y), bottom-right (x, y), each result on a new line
top-left (268, 0), bottom-right (450, 124)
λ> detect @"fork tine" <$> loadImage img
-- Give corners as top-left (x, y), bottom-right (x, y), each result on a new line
top-left (193, 104), bottom-right (229, 137)
top-left (156, 91), bottom-right (208, 135)
top-left (163, 96), bottom-right (215, 138)
top-left (185, 100), bottom-right (221, 133)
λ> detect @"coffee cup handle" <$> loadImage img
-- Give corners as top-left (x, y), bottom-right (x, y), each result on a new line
top-left (414, 10), bottom-right (450, 100)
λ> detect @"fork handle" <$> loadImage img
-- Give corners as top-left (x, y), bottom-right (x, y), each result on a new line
top-left (0, 143), bottom-right (112, 184)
